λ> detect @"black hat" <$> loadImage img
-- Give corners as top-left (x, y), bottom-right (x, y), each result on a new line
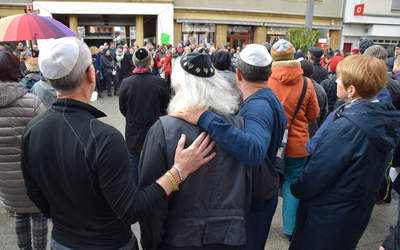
top-left (180, 52), bottom-right (215, 78)
top-left (212, 51), bottom-right (231, 71)
top-left (133, 48), bottom-right (151, 66)
top-left (308, 47), bottom-right (324, 59)
top-left (359, 39), bottom-right (374, 54)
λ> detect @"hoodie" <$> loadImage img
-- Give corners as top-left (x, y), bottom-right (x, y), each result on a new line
top-left (268, 60), bottom-right (320, 157)
top-left (0, 81), bottom-right (45, 213)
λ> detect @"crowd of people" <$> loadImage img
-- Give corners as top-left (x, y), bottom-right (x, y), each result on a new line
top-left (0, 36), bottom-right (400, 250)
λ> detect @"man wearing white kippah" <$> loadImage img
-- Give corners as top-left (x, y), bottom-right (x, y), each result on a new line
top-left (20, 37), bottom-right (216, 250)
top-left (174, 44), bottom-right (287, 250)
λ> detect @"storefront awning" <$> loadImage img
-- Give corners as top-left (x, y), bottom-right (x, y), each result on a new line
top-left (176, 19), bottom-right (341, 30)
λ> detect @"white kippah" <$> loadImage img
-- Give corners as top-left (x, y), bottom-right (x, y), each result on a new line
top-left (239, 44), bottom-right (272, 67)
top-left (39, 37), bottom-right (80, 80)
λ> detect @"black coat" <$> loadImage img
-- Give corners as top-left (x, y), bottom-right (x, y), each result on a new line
top-left (21, 99), bottom-right (166, 249)
top-left (138, 116), bottom-right (252, 249)
top-left (119, 71), bottom-right (170, 153)
top-left (290, 100), bottom-right (400, 250)
top-left (119, 53), bottom-right (134, 81)
top-left (320, 73), bottom-right (337, 113)
top-left (101, 55), bottom-right (115, 76)
top-left (311, 61), bottom-right (328, 84)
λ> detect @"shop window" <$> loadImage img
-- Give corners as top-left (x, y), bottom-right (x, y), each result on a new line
top-left (182, 23), bottom-right (215, 45)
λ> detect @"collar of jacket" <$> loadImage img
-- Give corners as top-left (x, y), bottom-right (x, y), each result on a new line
top-left (52, 98), bottom-right (106, 118)
top-left (271, 60), bottom-right (300, 68)
top-left (133, 67), bottom-right (151, 74)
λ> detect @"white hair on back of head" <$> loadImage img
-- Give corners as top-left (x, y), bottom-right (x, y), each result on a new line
top-left (168, 57), bottom-right (241, 116)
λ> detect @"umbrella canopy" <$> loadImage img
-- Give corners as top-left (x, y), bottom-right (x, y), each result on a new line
top-left (0, 14), bottom-right (76, 42)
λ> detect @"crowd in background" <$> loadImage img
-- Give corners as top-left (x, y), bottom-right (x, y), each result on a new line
top-left (1, 36), bottom-right (400, 250)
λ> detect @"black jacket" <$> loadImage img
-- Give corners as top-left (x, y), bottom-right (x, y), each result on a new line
top-left (21, 99), bottom-right (167, 250)
top-left (119, 71), bottom-right (170, 153)
top-left (138, 116), bottom-right (252, 249)
top-left (101, 55), bottom-right (115, 76)
top-left (320, 73), bottom-right (337, 113)
top-left (311, 61), bottom-right (328, 84)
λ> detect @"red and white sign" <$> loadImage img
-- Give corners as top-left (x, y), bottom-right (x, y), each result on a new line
top-left (318, 38), bottom-right (327, 49)
top-left (354, 4), bottom-right (365, 16)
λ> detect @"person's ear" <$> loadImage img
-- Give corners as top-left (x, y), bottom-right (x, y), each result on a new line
top-left (86, 64), bottom-right (96, 86)
top-left (347, 85), bottom-right (358, 98)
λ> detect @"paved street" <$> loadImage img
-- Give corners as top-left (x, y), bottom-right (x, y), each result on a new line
top-left (0, 95), bottom-right (396, 250)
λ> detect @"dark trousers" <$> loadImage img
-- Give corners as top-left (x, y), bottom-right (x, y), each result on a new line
top-left (103, 73), bottom-right (112, 94)
top-left (129, 152), bottom-right (140, 184)
top-left (240, 195), bottom-right (278, 250)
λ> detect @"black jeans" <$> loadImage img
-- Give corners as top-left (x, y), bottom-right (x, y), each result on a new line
top-left (103, 73), bottom-right (112, 94)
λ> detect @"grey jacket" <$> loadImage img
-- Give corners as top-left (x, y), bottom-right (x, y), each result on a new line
top-left (0, 81), bottom-right (45, 213)
top-left (138, 116), bottom-right (253, 249)
top-left (31, 80), bottom-right (57, 109)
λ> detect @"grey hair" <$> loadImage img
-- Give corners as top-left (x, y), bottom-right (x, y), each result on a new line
top-left (134, 57), bottom-right (151, 68)
top-left (235, 57), bottom-right (271, 82)
top-left (364, 45), bottom-right (389, 61)
top-left (168, 57), bottom-right (241, 116)
top-left (49, 39), bottom-right (92, 93)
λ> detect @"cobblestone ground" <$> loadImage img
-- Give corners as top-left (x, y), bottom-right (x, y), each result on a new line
top-left (0, 95), bottom-right (396, 250)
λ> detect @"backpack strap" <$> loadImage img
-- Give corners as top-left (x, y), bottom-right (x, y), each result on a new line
top-left (287, 76), bottom-right (308, 133)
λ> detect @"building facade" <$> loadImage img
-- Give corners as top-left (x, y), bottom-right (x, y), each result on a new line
top-left (342, 0), bottom-right (400, 52)
top-left (173, 0), bottom-right (343, 50)
top-left (25, 0), bottom-right (343, 49)
top-left (0, 0), bottom-right (29, 17)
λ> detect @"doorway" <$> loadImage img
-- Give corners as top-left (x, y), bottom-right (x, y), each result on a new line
top-left (228, 35), bottom-right (248, 49)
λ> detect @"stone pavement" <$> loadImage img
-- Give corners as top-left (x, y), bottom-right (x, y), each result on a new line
top-left (0, 95), bottom-right (396, 250)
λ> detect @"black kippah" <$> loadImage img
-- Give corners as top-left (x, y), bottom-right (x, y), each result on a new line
top-left (135, 48), bottom-right (148, 60)
top-left (180, 52), bottom-right (215, 78)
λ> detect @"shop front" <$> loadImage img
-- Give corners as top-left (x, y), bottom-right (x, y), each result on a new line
top-left (227, 25), bottom-right (253, 49)
top-left (182, 23), bottom-right (215, 45)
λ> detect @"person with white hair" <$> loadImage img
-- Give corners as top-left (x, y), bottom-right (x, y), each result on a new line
top-left (150, 45), bottom-right (287, 250)
top-left (20, 37), bottom-right (216, 250)
top-left (138, 52), bottom-right (260, 250)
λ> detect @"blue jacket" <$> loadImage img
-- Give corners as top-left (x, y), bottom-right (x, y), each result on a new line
top-left (95, 53), bottom-right (103, 71)
top-left (290, 99), bottom-right (400, 250)
top-left (198, 88), bottom-right (286, 167)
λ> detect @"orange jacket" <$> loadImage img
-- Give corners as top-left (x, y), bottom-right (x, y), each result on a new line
top-left (268, 60), bottom-right (320, 158)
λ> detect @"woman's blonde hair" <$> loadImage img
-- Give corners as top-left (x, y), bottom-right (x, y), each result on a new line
top-left (89, 46), bottom-right (98, 56)
top-left (336, 55), bottom-right (387, 99)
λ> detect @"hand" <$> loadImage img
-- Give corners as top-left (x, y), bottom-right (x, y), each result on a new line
top-left (174, 132), bottom-right (216, 180)
top-left (379, 247), bottom-right (385, 250)
top-left (171, 107), bottom-right (207, 125)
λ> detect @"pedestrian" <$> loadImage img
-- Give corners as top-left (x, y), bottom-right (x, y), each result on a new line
top-left (308, 47), bottom-right (328, 83)
top-left (0, 50), bottom-right (48, 250)
top-left (138, 52), bottom-right (253, 250)
top-left (21, 37), bottom-right (215, 250)
top-left (268, 39), bottom-right (320, 239)
top-left (101, 48), bottom-right (115, 96)
top-left (119, 47), bottom-right (170, 183)
top-left (173, 44), bottom-right (287, 250)
top-left (212, 50), bottom-right (236, 87)
top-left (320, 52), bottom-right (344, 113)
top-left (21, 57), bottom-right (41, 92)
top-left (392, 56), bottom-right (400, 84)
top-left (290, 54), bottom-right (400, 250)
top-left (114, 45), bottom-right (125, 96)
top-left (299, 59), bottom-right (328, 137)
top-left (31, 75), bottom-right (57, 109)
